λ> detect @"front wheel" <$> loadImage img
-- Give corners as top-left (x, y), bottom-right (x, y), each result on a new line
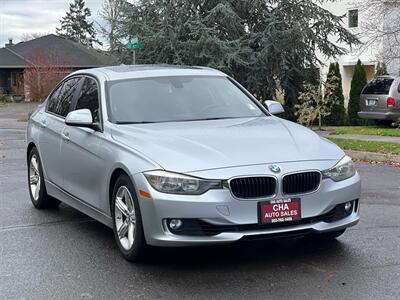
top-left (111, 174), bottom-right (148, 262)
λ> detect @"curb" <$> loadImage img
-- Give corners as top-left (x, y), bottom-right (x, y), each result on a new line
top-left (344, 149), bottom-right (400, 163)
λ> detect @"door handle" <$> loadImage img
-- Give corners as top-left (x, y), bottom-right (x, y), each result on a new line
top-left (61, 131), bottom-right (70, 142)
top-left (39, 118), bottom-right (47, 128)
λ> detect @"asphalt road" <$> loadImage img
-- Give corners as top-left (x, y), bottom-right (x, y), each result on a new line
top-left (1, 103), bottom-right (400, 299)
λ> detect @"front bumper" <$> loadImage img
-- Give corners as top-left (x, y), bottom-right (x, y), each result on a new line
top-left (358, 111), bottom-right (400, 121)
top-left (132, 161), bottom-right (361, 247)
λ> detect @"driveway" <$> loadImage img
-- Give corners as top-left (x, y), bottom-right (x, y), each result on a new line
top-left (1, 103), bottom-right (400, 299)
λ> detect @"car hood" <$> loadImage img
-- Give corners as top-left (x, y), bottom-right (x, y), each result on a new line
top-left (111, 117), bottom-right (344, 173)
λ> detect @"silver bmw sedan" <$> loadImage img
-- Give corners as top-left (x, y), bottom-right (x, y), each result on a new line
top-left (26, 65), bottom-right (361, 261)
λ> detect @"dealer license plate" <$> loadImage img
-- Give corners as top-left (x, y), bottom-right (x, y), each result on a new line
top-left (259, 198), bottom-right (301, 224)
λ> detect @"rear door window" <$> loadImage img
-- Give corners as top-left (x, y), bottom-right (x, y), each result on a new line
top-left (47, 77), bottom-right (82, 117)
top-left (362, 78), bottom-right (394, 95)
top-left (47, 83), bottom-right (64, 114)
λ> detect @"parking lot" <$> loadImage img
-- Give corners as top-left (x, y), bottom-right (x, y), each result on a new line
top-left (0, 103), bottom-right (399, 299)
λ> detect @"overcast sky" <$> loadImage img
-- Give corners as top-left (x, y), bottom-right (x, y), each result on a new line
top-left (0, 0), bottom-right (104, 47)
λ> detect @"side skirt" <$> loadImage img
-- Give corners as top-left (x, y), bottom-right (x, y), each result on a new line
top-left (45, 180), bottom-right (113, 228)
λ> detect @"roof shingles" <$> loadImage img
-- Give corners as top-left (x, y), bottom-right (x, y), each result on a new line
top-left (0, 48), bottom-right (26, 68)
top-left (0, 34), bottom-right (117, 68)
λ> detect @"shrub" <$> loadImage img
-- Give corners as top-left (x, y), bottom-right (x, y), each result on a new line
top-left (296, 76), bottom-right (339, 129)
top-left (348, 60), bottom-right (367, 125)
top-left (324, 62), bottom-right (346, 125)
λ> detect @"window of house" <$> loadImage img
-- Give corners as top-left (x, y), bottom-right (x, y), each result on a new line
top-left (348, 9), bottom-right (359, 28)
top-left (75, 77), bottom-right (100, 123)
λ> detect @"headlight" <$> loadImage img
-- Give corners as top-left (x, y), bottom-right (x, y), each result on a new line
top-left (143, 170), bottom-right (222, 195)
top-left (322, 156), bottom-right (356, 182)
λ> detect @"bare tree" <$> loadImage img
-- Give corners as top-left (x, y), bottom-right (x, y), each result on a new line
top-left (296, 72), bottom-right (341, 130)
top-left (99, 0), bottom-right (126, 53)
top-left (24, 49), bottom-right (73, 101)
top-left (362, 0), bottom-right (400, 69)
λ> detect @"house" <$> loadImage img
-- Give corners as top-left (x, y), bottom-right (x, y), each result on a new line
top-left (319, 0), bottom-right (400, 106)
top-left (0, 34), bottom-right (117, 100)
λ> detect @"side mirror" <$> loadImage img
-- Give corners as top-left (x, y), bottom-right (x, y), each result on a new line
top-left (263, 100), bottom-right (285, 115)
top-left (65, 109), bottom-right (99, 130)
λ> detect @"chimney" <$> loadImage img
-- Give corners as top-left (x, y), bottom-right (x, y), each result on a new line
top-left (5, 38), bottom-right (14, 48)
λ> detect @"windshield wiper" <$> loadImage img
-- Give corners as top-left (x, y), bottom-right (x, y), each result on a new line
top-left (175, 116), bottom-right (263, 122)
top-left (116, 121), bottom-right (156, 124)
top-left (116, 116), bottom-right (264, 124)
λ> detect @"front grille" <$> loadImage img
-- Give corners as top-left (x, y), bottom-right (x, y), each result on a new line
top-left (229, 176), bottom-right (276, 199)
top-left (282, 171), bottom-right (321, 195)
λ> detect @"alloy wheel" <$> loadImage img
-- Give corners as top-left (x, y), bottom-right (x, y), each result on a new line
top-left (114, 186), bottom-right (136, 251)
top-left (29, 154), bottom-right (41, 201)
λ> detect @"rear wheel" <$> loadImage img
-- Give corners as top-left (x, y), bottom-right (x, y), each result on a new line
top-left (111, 174), bottom-right (148, 262)
top-left (28, 147), bottom-right (60, 209)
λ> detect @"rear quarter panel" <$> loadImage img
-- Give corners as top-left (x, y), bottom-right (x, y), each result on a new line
top-left (26, 103), bottom-right (45, 156)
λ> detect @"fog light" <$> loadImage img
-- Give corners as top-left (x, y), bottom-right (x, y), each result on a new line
top-left (169, 219), bottom-right (183, 230)
top-left (344, 202), bottom-right (352, 212)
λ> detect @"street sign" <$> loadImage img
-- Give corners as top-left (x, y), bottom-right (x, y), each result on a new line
top-left (131, 36), bottom-right (138, 44)
top-left (125, 43), bottom-right (144, 50)
top-left (124, 36), bottom-right (144, 50)
top-left (124, 36), bottom-right (144, 65)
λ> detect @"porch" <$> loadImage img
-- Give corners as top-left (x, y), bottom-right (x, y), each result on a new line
top-left (0, 68), bottom-right (25, 100)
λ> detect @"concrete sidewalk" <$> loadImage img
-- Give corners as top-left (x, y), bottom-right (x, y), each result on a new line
top-left (315, 129), bottom-right (400, 163)
top-left (322, 133), bottom-right (400, 144)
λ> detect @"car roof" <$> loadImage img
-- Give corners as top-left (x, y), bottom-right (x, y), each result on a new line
top-left (72, 64), bottom-right (227, 81)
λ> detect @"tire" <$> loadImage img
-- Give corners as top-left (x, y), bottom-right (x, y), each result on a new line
top-left (111, 174), bottom-right (148, 262)
top-left (28, 147), bottom-right (60, 209)
top-left (311, 229), bottom-right (346, 240)
top-left (374, 120), bottom-right (393, 127)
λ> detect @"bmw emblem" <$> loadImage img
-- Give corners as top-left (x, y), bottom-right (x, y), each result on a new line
top-left (269, 164), bottom-right (281, 173)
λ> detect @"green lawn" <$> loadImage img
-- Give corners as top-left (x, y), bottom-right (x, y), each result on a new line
top-left (330, 126), bottom-right (400, 137)
top-left (328, 138), bottom-right (400, 155)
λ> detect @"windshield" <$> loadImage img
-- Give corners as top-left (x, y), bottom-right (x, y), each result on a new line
top-left (108, 76), bottom-right (265, 123)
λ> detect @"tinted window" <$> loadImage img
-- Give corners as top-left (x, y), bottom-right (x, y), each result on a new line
top-left (75, 78), bottom-right (100, 122)
top-left (108, 76), bottom-right (264, 123)
top-left (362, 78), bottom-right (394, 95)
top-left (47, 84), bottom-right (63, 114)
top-left (48, 77), bottom-right (81, 117)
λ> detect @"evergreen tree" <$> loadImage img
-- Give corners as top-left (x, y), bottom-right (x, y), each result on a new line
top-left (109, 0), bottom-right (359, 118)
top-left (324, 62), bottom-right (346, 125)
top-left (348, 60), bottom-right (367, 125)
top-left (57, 0), bottom-right (100, 47)
top-left (375, 62), bottom-right (389, 76)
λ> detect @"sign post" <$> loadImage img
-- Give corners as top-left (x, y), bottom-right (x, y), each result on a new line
top-left (124, 36), bottom-right (144, 65)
